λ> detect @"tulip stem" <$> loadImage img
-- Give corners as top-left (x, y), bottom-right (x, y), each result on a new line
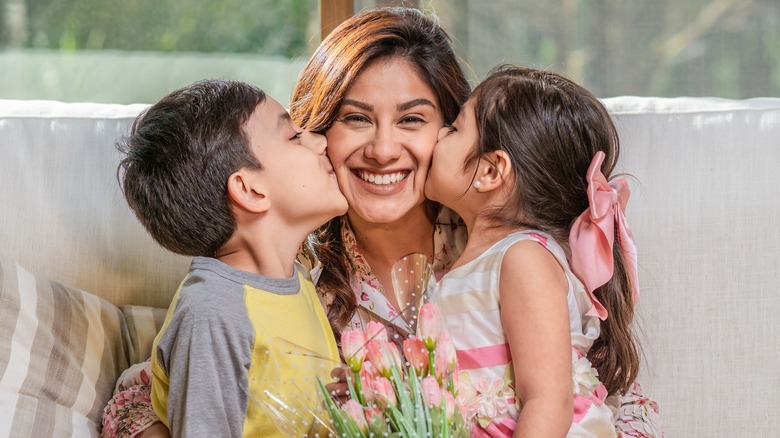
top-left (428, 351), bottom-right (436, 382)
top-left (352, 370), bottom-right (366, 406)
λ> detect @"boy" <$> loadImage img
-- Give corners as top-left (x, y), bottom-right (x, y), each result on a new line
top-left (117, 79), bottom-right (348, 437)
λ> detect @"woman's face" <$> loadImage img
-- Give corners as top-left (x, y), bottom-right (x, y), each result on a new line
top-left (325, 57), bottom-right (444, 225)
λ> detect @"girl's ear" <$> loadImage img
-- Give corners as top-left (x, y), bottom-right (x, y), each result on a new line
top-left (474, 150), bottom-right (514, 193)
top-left (227, 169), bottom-right (270, 213)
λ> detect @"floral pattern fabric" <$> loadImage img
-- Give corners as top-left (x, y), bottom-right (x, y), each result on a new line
top-left (338, 208), bottom-right (467, 337)
top-left (101, 360), bottom-right (158, 438)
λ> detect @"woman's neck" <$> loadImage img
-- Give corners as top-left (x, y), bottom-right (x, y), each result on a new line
top-left (347, 205), bottom-right (435, 309)
top-left (348, 204), bottom-right (436, 266)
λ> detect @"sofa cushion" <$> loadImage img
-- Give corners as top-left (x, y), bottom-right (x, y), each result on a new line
top-left (121, 305), bottom-right (167, 367)
top-left (0, 253), bottom-right (130, 437)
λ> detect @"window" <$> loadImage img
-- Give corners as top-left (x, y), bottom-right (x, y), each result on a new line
top-left (384, 0), bottom-right (780, 98)
top-left (2, 0), bottom-right (777, 103)
top-left (1, 0), bottom-right (319, 104)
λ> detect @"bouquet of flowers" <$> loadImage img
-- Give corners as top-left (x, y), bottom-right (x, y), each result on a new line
top-left (318, 303), bottom-right (469, 437)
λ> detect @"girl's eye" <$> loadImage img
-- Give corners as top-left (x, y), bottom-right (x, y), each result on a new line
top-left (446, 125), bottom-right (457, 134)
top-left (290, 131), bottom-right (302, 141)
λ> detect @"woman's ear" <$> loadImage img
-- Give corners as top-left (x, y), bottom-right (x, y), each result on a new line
top-left (227, 169), bottom-right (270, 213)
top-left (474, 150), bottom-right (514, 192)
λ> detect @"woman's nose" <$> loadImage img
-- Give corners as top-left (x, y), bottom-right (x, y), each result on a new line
top-left (302, 130), bottom-right (327, 155)
top-left (364, 125), bottom-right (402, 163)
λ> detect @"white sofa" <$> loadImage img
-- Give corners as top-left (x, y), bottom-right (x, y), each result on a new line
top-left (1, 96), bottom-right (779, 436)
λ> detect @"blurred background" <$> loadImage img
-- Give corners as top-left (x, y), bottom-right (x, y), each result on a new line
top-left (1, 0), bottom-right (778, 104)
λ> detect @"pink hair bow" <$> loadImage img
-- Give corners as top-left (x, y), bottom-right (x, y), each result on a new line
top-left (569, 151), bottom-right (639, 321)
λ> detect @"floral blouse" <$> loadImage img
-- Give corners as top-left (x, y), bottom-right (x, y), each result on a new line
top-left (333, 207), bottom-right (467, 337)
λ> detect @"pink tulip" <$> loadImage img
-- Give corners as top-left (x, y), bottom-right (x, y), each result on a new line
top-left (443, 390), bottom-right (457, 419)
top-left (341, 329), bottom-right (368, 373)
top-left (365, 321), bottom-right (388, 342)
top-left (357, 366), bottom-right (376, 405)
top-left (371, 376), bottom-right (397, 408)
top-left (364, 405), bottom-right (385, 424)
top-left (432, 344), bottom-right (448, 381)
top-left (418, 303), bottom-right (441, 351)
top-left (436, 332), bottom-right (458, 374)
top-left (402, 336), bottom-right (429, 376)
top-left (366, 339), bottom-right (403, 378)
top-left (342, 399), bottom-right (368, 431)
top-left (421, 375), bottom-right (443, 408)
top-left (360, 360), bottom-right (379, 382)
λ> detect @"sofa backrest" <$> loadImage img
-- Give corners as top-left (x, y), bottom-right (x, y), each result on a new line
top-left (0, 100), bottom-right (189, 309)
top-left (1, 96), bottom-right (780, 436)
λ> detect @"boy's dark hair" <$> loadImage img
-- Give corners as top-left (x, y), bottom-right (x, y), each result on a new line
top-left (117, 79), bottom-right (267, 257)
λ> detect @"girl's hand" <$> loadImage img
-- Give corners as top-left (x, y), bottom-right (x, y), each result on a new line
top-left (325, 365), bottom-right (351, 405)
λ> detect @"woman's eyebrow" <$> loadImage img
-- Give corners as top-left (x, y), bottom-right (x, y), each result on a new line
top-left (398, 98), bottom-right (436, 112)
top-left (341, 99), bottom-right (372, 111)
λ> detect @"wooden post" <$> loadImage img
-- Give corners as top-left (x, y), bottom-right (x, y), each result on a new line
top-left (320, 0), bottom-right (354, 41)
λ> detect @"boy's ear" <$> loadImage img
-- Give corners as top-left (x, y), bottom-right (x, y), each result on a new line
top-left (227, 169), bottom-right (270, 213)
top-left (474, 150), bottom-right (514, 192)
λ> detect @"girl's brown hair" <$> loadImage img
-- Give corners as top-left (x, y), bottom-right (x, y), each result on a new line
top-left (467, 66), bottom-right (639, 395)
top-left (289, 7), bottom-right (471, 332)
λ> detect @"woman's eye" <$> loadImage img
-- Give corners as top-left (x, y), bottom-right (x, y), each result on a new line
top-left (400, 115), bottom-right (425, 125)
top-left (341, 114), bottom-right (371, 124)
top-left (446, 125), bottom-right (457, 134)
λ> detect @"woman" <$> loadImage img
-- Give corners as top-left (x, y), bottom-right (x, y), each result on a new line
top-left (103, 7), bottom-right (662, 438)
top-left (291, 6), bottom-right (470, 342)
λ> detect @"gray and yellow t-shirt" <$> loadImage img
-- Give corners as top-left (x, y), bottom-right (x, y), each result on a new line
top-left (150, 257), bottom-right (338, 437)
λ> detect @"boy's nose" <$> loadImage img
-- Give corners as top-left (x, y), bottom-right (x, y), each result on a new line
top-left (302, 131), bottom-right (327, 154)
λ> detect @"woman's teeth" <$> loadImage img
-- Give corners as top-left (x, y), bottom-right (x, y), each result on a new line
top-left (358, 171), bottom-right (408, 185)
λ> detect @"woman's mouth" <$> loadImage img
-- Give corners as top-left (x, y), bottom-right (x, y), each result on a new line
top-left (355, 170), bottom-right (409, 185)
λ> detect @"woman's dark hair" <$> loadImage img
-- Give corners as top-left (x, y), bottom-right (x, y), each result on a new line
top-left (290, 7), bottom-right (471, 331)
top-left (467, 66), bottom-right (639, 395)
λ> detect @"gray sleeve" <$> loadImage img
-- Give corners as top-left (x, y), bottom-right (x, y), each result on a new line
top-left (156, 280), bottom-right (254, 438)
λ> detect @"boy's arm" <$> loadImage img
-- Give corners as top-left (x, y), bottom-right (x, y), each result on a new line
top-left (161, 298), bottom-right (252, 438)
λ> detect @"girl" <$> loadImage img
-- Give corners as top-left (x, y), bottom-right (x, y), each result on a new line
top-left (425, 66), bottom-right (647, 437)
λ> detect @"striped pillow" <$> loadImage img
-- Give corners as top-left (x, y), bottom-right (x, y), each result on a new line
top-left (0, 254), bottom-right (130, 437)
top-left (121, 305), bottom-right (167, 366)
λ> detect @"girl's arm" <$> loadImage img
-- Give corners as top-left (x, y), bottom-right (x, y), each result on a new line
top-left (500, 240), bottom-right (573, 438)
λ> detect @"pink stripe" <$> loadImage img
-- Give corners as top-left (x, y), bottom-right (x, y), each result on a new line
top-left (456, 343), bottom-right (511, 370)
top-left (572, 383), bottom-right (607, 423)
top-left (472, 418), bottom-right (517, 438)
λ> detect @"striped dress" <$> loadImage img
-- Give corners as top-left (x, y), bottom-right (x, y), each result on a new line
top-left (432, 230), bottom-right (616, 437)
